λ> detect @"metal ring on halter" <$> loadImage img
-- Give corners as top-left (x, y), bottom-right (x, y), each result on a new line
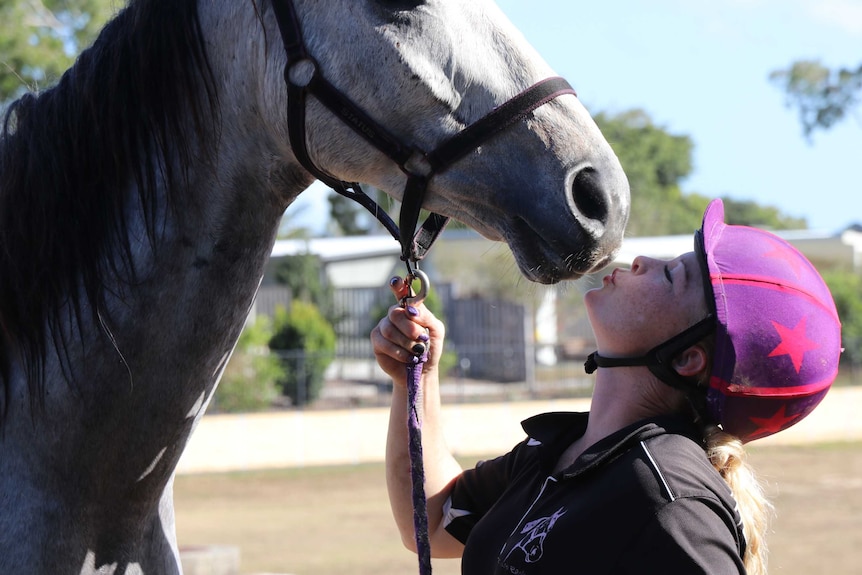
top-left (402, 269), bottom-right (429, 307)
top-left (402, 269), bottom-right (430, 356)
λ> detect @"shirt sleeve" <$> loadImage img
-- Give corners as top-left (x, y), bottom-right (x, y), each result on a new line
top-left (615, 496), bottom-right (747, 574)
top-left (442, 438), bottom-right (534, 544)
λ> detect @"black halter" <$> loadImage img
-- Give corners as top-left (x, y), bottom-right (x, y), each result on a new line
top-left (269, 0), bottom-right (577, 270)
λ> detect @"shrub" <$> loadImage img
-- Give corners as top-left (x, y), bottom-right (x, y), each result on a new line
top-left (270, 301), bottom-right (337, 406)
top-left (211, 316), bottom-right (284, 413)
top-left (823, 270), bottom-right (862, 369)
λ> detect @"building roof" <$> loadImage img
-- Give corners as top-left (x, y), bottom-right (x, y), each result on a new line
top-left (271, 236), bottom-right (400, 262)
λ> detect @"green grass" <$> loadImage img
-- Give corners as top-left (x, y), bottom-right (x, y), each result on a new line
top-left (175, 444), bottom-right (862, 574)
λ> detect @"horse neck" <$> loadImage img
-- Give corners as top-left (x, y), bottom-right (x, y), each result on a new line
top-left (84, 91), bottom-right (304, 440)
top-left (3, 0), bottom-right (308, 524)
top-left (0, 78), bottom-right (302, 575)
top-left (96, 2), bottom-right (310, 413)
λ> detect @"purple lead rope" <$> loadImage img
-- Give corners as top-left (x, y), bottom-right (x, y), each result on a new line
top-left (400, 268), bottom-right (433, 575)
top-left (406, 349), bottom-right (432, 575)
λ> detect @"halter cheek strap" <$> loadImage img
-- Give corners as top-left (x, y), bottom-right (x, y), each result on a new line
top-left (584, 315), bottom-right (716, 390)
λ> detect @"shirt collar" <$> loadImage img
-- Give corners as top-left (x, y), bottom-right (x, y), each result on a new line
top-left (521, 411), bottom-right (701, 477)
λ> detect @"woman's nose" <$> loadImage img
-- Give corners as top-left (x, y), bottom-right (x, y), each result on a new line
top-left (630, 255), bottom-right (657, 274)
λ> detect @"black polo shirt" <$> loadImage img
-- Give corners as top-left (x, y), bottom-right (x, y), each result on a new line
top-left (443, 412), bottom-right (746, 574)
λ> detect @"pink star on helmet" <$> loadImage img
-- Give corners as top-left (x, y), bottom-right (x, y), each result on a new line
top-left (747, 405), bottom-right (804, 440)
top-left (762, 237), bottom-right (808, 278)
top-left (767, 316), bottom-right (820, 373)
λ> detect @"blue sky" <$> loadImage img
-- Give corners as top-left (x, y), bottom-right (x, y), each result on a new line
top-left (287, 0), bottom-right (860, 234)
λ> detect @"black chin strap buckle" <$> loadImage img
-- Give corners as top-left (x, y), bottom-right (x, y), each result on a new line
top-left (584, 353), bottom-right (598, 374)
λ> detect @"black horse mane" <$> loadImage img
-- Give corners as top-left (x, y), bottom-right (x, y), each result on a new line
top-left (0, 0), bottom-right (219, 412)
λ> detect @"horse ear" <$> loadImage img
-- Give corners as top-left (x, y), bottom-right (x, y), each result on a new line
top-left (671, 345), bottom-right (708, 378)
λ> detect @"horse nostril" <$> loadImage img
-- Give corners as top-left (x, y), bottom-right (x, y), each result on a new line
top-left (571, 167), bottom-right (609, 224)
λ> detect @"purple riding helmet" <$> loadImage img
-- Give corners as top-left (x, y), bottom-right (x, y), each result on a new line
top-left (695, 199), bottom-right (841, 442)
top-left (585, 199), bottom-right (842, 443)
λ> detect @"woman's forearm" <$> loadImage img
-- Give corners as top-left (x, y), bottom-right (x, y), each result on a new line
top-left (385, 366), bottom-right (464, 557)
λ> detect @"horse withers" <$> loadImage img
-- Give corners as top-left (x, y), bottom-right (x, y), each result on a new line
top-left (0, 0), bottom-right (629, 573)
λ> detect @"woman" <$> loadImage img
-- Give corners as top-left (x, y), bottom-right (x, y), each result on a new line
top-left (372, 199), bottom-right (841, 574)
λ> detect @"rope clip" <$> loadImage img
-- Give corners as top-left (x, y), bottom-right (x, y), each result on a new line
top-left (401, 268), bottom-right (429, 308)
top-left (400, 268), bottom-right (430, 357)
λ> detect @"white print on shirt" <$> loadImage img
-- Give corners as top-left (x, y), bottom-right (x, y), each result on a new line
top-left (505, 506), bottom-right (567, 564)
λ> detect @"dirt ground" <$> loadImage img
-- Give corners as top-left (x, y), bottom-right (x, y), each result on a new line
top-left (174, 441), bottom-right (862, 575)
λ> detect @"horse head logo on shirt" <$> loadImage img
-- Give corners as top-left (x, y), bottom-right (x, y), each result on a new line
top-left (509, 507), bottom-right (567, 564)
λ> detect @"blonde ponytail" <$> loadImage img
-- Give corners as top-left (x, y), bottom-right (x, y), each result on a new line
top-left (702, 423), bottom-right (773, 575)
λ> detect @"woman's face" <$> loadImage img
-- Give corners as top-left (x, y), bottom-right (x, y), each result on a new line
top-left (584, 251), bottom-right (708, 358)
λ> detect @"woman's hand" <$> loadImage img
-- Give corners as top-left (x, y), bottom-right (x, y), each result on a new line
top-left (371, 276), bottom-right (446, 388)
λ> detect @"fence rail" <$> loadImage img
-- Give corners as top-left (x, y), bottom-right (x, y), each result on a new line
top-left (236, 346), bottom-right (596, 413)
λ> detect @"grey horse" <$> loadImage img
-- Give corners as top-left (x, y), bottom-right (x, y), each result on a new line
top-left (0, 0), bottom-right (629, 572)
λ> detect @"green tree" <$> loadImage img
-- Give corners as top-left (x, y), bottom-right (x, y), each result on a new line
top-left (273, 252), bottom-right (336, 323)
top-left (770, 60), bottom-right (862, 139)
top-left (594, 109), bottom-right (807, 235)
top-left (269, 301), bottom-right (336, 406)
top-left (594, 109), bottom-right (708, 236)
top-left (0, 0), bottom-right (116, 106)
top-left (720, 198), bottom-right (807, 230)
top-left (328, 192), bottom-right (374, 236)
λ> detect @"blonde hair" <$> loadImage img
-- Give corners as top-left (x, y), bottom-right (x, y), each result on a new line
top-left (701, 422), bottom-right (773, 575)
top-left (683, 333), bottom-right (772, 573)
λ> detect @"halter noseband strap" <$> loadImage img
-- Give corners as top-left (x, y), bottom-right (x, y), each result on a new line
top-left (584, 315), bottom-right (716, 390)
top-left (396, 75), bottom-right (576, 264)
top-left (269, 0), bottom-right (576, 266)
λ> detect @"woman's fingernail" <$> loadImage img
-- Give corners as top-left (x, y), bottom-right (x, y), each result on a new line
top-left (417, 333), bottom-right (429, 342)
top-left (406, 306), bottom-right (419, 316)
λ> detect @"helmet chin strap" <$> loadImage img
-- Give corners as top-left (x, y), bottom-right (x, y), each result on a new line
top-left (584, 316), bottom-right (716, 390)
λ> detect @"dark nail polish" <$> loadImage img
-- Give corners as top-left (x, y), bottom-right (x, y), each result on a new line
top-left (407, 306), bottom-right (419, 316)
top-left (417, 333), bottom-right (429, 342)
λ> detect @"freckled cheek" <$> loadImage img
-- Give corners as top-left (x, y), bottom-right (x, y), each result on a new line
top-left (629, 299), bottom-right (671, 334)
top-left (627, 313), bottom-right (656, 341)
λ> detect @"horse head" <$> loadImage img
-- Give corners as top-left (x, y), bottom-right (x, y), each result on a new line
top-left (223, 0), bottom-right (630, 282)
